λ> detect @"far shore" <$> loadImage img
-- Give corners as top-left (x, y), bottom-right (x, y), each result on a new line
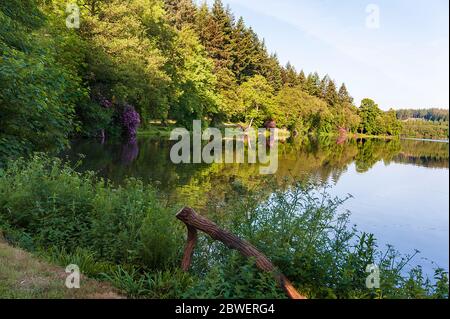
top-left (400, 137), bottom-right (449, 143)
top-left (135, 121), bottom-right (449, 143)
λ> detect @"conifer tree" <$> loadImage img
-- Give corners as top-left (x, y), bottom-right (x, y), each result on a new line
top-left (194, 1), bottom-right (235, 89)
top-left (210, 0), bottom-right (233, 70)
top-left (281, 62), bottom-right (299, 87)
top-left (325, 79), bottom-right (338, 106)
top-left (231, 17), bottom-right (254, 82)
top-left (195, 2), bottom-right (221, 64)
top-left (305, 72), bottom-right (321, 97)
top-left (338, 83), bottom-right (353, 104)
top-left (261, 53), bottom-right (283, 91)
top-left (298, 70), bottom-right (306, 88)
top-left (319, 75), bottom-right (330, 99)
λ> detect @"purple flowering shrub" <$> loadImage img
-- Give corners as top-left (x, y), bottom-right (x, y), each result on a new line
top-left (121, 104), bottom-right (141, 137)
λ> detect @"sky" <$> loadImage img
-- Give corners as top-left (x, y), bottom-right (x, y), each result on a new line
top-left (202, 0), bottom-right (449, 110)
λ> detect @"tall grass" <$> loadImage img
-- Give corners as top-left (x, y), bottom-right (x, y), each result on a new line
top-left (0, 154), bottom-right (183, 271)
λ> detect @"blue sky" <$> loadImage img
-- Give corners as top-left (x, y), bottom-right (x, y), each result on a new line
top-left (202, 0), bottom-right (449, 110)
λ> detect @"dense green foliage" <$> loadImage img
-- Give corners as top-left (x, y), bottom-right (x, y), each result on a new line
top-left (0, 155), bottom-right (448, 299)
top-left (400, 120), bottom-right (448, 140)
top-left (401, 120), bottom-right (449, 140)
top-left (395, 108), bottom-right (448, 140)
top-left (358, 99), bottom-right (402, 136)
top-left (0, 0), bottom-right (85, 161)
top-left (0, 155), bottom-right (181, 270)
top-left (1, 0), bottom-right (409, 165)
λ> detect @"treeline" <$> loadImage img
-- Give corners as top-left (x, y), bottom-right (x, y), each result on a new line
top-left (1, 0), bottom-right (402, 163)
top-left (396, 109), bottom-right (449, 139)
top-left (396, 108), bottom-right (449, 122)
top-left (400, 120), bottom-right (449, 140)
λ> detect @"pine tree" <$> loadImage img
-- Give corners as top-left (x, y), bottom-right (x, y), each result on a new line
top-left (194, 1), bottom-right (239, 121)
top-left (338, 83), bottom-right (353, 104)
top-left (195, 2), bottom-right (221, 64)
top-left (325, 79), bottom-right (338, 106)
top-left (232, 24), bottom-right (277, 85)
top-left (249, 30), bottom-right (267, 76)
top-left (210, 0), bottom-right (233, 70)
top-left (231, 17), bottom-right (254, 82)
top-left (298, 70), bottom-right (306, 88)
top-left (281, 62), bottom-right (299, 87)
top-left (319, 75), bottom-right (329, 99)
top-left (212, 1), bottom-right (234, 33)
top-left (305, 72), bottom-right (321, 97)
top-left (262, 53), bottom-right (282, 91)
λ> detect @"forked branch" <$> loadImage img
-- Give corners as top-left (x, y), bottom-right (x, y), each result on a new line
top-left (176, 207), bottom-right (306, 299)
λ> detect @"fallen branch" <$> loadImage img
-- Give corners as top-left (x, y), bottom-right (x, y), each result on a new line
top-left (176, 207), bottom-right (306, 299)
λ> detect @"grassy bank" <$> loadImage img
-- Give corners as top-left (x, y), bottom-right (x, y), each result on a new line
top-left (138, 122), bottom-right (177, 138)
top-left (0, 155), bottom-right (448, 299)
top-left (0, 239), bottom-right (122, 299)
top-left (350, 133), bottom-right (398, 140)
top-left (137, 122), bottom-right (398, 141)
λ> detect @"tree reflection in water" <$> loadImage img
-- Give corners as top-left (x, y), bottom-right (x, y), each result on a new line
top-left (63, 136), bottom-right (449, 208)
top-left (120, 136), bottom-right (139, 165)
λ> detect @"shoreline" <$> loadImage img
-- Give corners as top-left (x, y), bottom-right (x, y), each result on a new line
top-left (400, 137), bottom-right (449, 143)
top-left (136, 123), bottom-right (448, 143)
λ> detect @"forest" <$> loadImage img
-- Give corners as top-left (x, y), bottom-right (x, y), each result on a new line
top-left (396, 109), bottom-right (449, 140)
top-left (396, 108), bottom-right (449, 122)
top-left (1, 0), bottom-right (407, 165)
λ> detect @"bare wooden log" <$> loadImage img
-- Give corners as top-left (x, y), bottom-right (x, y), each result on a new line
top-left (181, 225), bottom-right (197, 272)
top-left (176, 207), bottom-right (306, 299)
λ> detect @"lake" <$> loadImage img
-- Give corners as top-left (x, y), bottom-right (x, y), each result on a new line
top-left (62, 136), bottom-right (449, 277)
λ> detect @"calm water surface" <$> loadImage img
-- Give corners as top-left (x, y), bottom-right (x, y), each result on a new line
top-left (63, 136), bottom-right (449, 276)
